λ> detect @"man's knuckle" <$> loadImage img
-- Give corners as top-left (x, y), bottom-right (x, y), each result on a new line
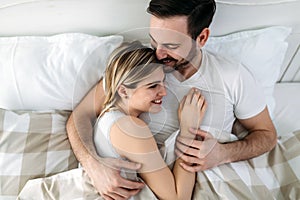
top-left (181, 154), bottom-right (188, 161)
top-left (187, 156), bottom-right (195, 163)
top-left (108, 184), bottom-right (117, 191)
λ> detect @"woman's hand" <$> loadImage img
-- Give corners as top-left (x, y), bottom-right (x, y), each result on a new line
top-left (178, 88), bottom-right (207, 138)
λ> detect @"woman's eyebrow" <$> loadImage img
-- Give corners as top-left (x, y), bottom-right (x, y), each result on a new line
top-left (145, 80), bottom-right (161, 86)
top-left (144, 76), bottom-right (166, 86)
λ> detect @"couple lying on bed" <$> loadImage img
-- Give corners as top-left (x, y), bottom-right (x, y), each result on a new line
top-left (17, 0), bottom-right (299, 198)
top-left (66, 0), bottom-right (285, 199)
top-left (64, 0), bottom-right (284, 199)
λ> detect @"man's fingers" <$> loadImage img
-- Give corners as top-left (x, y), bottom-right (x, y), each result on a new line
top-left (102, 193), bottom-right (125, 200)
top-left (179, 162), bottom-right (202, 173)
top-left (100, 194), bottom-right (114, 200)
top-left (175, 149), bottom-right (200, 164)
top-left (118, 178), bottom-right (145, 190)
top-left (176, 140), bottom-right (200, 157)
top-left (107, 158), bottom-right (141, 171)
top-left (112, 187), bottom-right (142, 199)
top-left (177, 136), bottom-right (202, 149)
top-left (188, 128), bottom-right (209, 138)
top-left (101, 194), bottom-right (114, 200)
top-left (100, 176), bottom-right (144, 200)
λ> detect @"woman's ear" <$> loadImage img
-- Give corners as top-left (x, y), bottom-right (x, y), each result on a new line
top-left (196, 28), bottom-right (210, 48)
top-left (117, 85), bottom-right (128, 99)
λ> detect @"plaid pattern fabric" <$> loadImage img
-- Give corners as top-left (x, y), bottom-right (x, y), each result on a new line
top-left (193, 130), bottom-right (300, 200)
top-left (18, 131), bottom-right (300, 199)
top-left (0, 109), bottom-right (78, 199)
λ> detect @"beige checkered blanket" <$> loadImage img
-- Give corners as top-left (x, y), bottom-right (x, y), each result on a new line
top-left (0, 109), bottom-right (78, 200)
top-left (18, 130), bottom-right (300, 199)
top-left (194, 130), bottom-right (300, 200)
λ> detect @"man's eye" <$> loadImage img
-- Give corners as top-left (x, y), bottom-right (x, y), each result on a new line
top-left (149, 84), bottom-right (158, 89)
top-left (166, 45), bottom-right (179, 50)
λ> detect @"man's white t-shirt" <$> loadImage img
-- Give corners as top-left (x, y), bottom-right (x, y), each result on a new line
top-left (140, 50), bottom-right (266, 147)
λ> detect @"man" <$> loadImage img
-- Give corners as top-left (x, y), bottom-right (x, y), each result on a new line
top-left (67, 0), bottom-right (277, 199)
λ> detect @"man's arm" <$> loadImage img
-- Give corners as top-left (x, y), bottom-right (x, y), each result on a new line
top-left (66, 80), bottom-right (144, 199)
top-left (67, 81), bottom-right (103, 162)
top-left (175, 107), bottom-right (277, 172)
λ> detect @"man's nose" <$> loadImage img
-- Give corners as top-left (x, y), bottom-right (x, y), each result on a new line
top-left (155, 46), bottom-right (168, 60)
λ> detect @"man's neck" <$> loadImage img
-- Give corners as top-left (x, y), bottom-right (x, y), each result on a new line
top-left (173, 50), bottom-right (202, 82)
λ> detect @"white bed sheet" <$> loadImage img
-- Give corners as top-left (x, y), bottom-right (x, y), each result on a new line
top-left (273, 82), bottom-right (300, 135)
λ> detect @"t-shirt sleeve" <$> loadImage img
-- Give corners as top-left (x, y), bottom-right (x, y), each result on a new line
top-left (233, 65), bottom-right (266, 119)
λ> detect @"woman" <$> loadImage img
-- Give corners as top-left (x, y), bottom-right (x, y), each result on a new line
top-left (94, 41), bottom-right (207, 200)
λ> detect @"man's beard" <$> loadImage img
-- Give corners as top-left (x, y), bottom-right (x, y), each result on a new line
top-left (163, 42), bottom-right (198, 73)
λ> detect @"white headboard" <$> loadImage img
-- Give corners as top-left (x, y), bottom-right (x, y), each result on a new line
top-left (1, 0), bottom-right (299, 82)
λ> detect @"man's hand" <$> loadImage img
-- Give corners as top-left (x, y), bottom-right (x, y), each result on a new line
top-left (85, 156), bottom-right (145, 200)
top-left (175, 128), bottom-right (228, 172)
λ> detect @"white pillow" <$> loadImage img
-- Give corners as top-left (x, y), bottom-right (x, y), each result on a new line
top-left (0, 33), bottom-right (123, 110)
top-left (204, 26), bottom-right (291, 119)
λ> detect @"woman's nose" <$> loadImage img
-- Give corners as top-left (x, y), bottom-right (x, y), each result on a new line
top-left (159, 84), bottom-right (167, 96)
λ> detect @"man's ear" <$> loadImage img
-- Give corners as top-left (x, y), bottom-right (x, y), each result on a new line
top-left (196, 28), bottom-right (210, 47)
top-left (117, 85), bottom-right (128, 99)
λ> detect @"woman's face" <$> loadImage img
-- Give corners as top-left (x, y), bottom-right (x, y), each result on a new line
top-left (127, 67), bottom-right (166, 117)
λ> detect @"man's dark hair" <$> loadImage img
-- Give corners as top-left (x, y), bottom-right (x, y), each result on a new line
top-left (147, 0), bottom-right (216, 40)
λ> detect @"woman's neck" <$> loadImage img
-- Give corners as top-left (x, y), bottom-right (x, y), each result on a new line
top-left (116, 102), bottom-right (140, 117)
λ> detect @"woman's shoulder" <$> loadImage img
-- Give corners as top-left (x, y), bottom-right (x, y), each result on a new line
top-left (97, 110), bottom-right (125, 128)
top-left (110, 114), bottom-right (158, 156)
top-left (112, 115), bottom-right (152, 138)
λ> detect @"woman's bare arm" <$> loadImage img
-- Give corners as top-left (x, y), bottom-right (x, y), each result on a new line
top-left (110, 116), bottom-right (196, 200)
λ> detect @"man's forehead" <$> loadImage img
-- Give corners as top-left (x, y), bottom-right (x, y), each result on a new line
top-left (149, 29), bottom-right (191, 45)
top-left (149, 15), bottom-right (188, 28)
top-left (150, 16), bottom-right (188, 30)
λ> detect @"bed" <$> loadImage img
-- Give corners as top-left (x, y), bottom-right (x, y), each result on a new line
top-left (0, 0), bottom-right (300, 199)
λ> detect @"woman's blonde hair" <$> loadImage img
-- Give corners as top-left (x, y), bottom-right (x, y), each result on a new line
top-left (101, 41), bottom-right (162, 116)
